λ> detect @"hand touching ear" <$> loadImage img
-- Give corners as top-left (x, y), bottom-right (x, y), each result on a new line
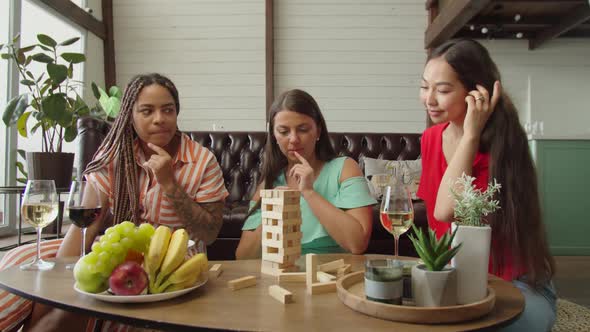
top-left (464, 81), bottom-right (501, 138)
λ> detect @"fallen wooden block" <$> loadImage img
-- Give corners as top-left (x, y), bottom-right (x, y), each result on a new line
top-left (209, 264), bottom-right (222, 278)
top-left (317, 271), bottom-right (336, 283)
top-left (336, 264), bottom-right (352, 278)
top-left (269, 285), bottom-right (293, 304)
top-left (318, 259), bottom-right (345, 273)
top-left (277, 272), bottom-right (306, 283)
top-left (306, 254), bottom-right (318, 288)
top-left (308, 281), bottom-right (337, 295)
top-left (228, 276), bottom-right (257, 291)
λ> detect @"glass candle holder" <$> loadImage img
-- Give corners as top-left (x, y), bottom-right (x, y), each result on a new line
top-left (402, 261), bottom-right (418, 302)
top-left (364, 259), bottom-right (403, 305)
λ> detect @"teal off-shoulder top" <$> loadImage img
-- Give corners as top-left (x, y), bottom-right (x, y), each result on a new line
top-left (242, 157), bottom-right (377, 254)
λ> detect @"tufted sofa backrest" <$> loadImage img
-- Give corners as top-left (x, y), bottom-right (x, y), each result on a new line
top-left (188, 132), bottom-right (422, 203)
top-left (76, 117), bottom-right (422, 202)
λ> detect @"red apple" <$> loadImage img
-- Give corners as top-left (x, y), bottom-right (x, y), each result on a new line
top-left (109, 261), bottom-right (148, 296)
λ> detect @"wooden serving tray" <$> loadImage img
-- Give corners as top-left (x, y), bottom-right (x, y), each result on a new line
top-left (336, 271), bottom-right (496, 324)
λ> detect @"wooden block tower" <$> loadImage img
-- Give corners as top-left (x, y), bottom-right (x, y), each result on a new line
top-left (260, 189), bottom-right (302, 276)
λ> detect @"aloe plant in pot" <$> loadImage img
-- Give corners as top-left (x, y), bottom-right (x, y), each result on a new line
top-left (408, 225), bottom-right (462, 307)
top-left (1, 33), bottom-right (89, 188)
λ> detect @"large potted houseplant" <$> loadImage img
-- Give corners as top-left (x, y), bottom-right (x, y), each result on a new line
top-left (408, 225), bottom-right (461, 307)
top-left (450, 173), bottom-right (501, 304)
top-left (1, 33), bottom-right (89, 188)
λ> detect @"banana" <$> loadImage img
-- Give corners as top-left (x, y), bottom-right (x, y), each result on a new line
top-left (145, 225), bottom-right (172, 293)
top-left (154, 228), bottom-right (189, 288)
top-left (164, 273), bottom-right (200, 293)
top-left (155, 253), bottom-right (208, 293)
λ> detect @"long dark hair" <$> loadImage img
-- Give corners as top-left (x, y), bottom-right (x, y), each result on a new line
top-left (84, 73), bottom-right (180, 225)
top-left (248, 89), bottom-right (336, 213)
top-left (429, 39), bottom-right (555, 287)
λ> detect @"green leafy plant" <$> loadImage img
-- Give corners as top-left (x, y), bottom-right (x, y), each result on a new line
top-left (408, 225), bottom-right (462, 271)
top-left (450, 173), bottom-right (502, 227)
top-left (90, 82), bottom-right (122, 120)
top-left (15, 149), bottom-right (27, 185)
top-left (1, 33), bottom-right (88, 152)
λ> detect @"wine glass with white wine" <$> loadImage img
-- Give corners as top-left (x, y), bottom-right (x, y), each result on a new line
top-left (20, 180), bottom-right (59, 271)
top-left (380, 183), bottom-right (414, 259)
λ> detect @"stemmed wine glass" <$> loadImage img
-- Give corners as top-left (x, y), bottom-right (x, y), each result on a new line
top-left (20, 180), bottom-right (59, 271)
top-left (380, 182), bottom-right (414, 259)
top-left (66, 181), bottom-right (102, 269)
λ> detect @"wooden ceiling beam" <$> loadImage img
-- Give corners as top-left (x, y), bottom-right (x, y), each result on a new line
top-left (529, 4), bottom-right (590, 49)
top-left (102, 0), bottom-right (116, 88)
top-left (38, 0), bottom-right (106, 40)
top-left (495, 0), bottom-right (585, 3)
top-left (425, 0), bottom-right (493, 49)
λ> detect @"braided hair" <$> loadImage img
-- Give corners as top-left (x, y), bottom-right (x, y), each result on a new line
top-left (84, 73), bottom-right (180, 225)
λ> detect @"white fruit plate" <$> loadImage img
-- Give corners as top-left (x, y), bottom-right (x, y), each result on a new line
top-left (74, 276), bottom-right (207, 303)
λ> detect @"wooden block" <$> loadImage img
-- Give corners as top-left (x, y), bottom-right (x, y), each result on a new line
top-left (228, 276), bottom-right (257, 291)
top-left (318, 259), bottom-right (345, 273)
top-left (274, 190), bottom-right (300, 198)
top-left (336, 264), bottom-right (352, 278)
top-left (308, 281), bottom-right (337, 295)
top-left (306, 254), bottom-right (318, 288)
top-left (261, 210), bottom-right (301, 220)
top-left (261, 203), bottom-right (299, 213)
top-left (278, 246), bottom-right (301, 256)
top-left (317, 271), bottom-right (337, 283)
top-left (261, 217), bottom-right (302, 227)
top-left (208, 264), bottom-right (222, 278)
top-left (262, 260), bottom-right (293, 269)
top-left (262, 197), bottom-right (300, 206)
top-left (261, 260), bottom-right (297, 276)
top-left (260, 189), bottom-right (300, 199)
top-left (277, 272), bottom-right (306, 283)
top-left (262, 225), bottom-right (300, 235)
top-left (262, 252), bottom-right (299, 264)
top-left (261, 233), bottom-right (302, 248)
top-left (268, 285), bottom-right (294, 304)
top-left (261, 264), bottom-right (280, 276)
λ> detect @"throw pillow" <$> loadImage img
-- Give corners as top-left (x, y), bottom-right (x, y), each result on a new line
top-left (363, 157), bottom-right (421, 200)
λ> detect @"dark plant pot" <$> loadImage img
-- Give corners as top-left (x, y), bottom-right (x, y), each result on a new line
top-left (25, 152), bottom-right (74, 189)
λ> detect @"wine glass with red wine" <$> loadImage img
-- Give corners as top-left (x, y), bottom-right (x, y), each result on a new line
top-left (66, 181), bottom-right (102, 269)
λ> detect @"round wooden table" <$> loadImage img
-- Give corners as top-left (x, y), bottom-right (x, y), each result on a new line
top-left (0, 254), bottom-right (524, 331)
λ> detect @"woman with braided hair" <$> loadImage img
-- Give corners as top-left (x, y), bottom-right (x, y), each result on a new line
top-left (19, 73), bottom-right (228, 331)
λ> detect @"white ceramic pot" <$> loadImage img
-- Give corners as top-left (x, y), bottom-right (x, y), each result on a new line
top-left (451, 223), bottom-right (492, 304)
top-left (411, 264), bottom-right (457, 307)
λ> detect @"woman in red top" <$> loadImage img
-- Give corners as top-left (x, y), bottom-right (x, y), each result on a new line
top-left (417, 39), bottom-right (556, 331)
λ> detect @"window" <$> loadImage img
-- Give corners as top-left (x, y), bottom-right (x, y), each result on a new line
top-left (0, 0), bottom-right (13, 235)
top-left (0, 0), bottom-right (86, 236)
top-left (19, 0), bottom-right (85, 156)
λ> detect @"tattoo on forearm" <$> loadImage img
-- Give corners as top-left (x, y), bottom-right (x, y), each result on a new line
top-left (164, 185), bottom-right (224, 245)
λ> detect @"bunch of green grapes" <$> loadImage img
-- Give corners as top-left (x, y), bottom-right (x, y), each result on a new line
top-left (74, 222), bottom-right (155, 293)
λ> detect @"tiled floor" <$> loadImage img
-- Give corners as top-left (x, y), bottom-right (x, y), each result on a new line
top-left (1, 233), bottom-right (588, 308)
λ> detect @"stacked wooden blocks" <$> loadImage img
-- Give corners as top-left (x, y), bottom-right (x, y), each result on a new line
top-left (260, 189), bottom-right (303, 276)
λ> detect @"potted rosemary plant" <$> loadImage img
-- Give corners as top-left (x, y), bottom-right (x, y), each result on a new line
top-left (450, 173), bottom-right (502, 304)
top-left (408, 225), bottom-right (461, 307)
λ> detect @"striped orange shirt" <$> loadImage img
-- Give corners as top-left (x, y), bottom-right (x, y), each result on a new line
top-left (86, 133), bottom-right (228, 242)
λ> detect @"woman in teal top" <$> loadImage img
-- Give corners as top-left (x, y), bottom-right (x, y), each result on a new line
top-left (235, 89), bottom-right (377, 259)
